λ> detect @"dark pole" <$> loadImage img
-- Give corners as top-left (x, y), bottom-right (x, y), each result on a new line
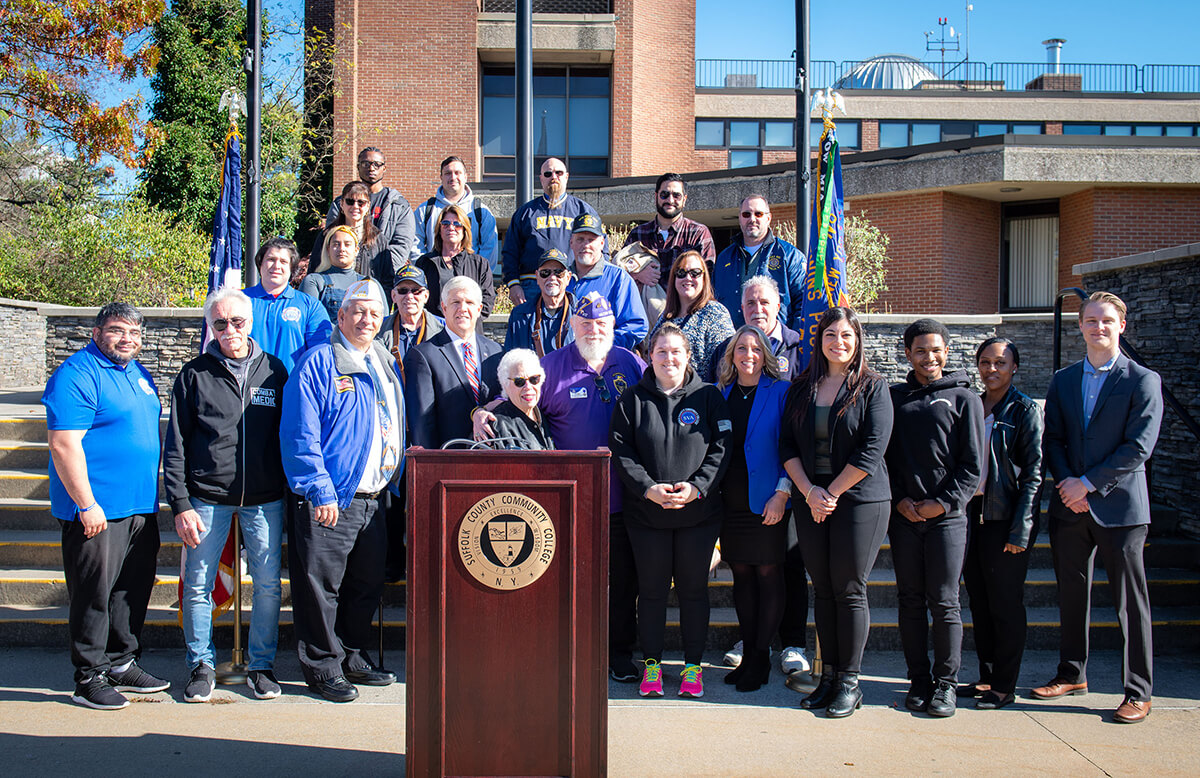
top-left (244, 0), bottom-right (263, 286)
top-left (515, 0), bottom-right (533, 205)
top-left (796, 0), bottom-right (811, 253)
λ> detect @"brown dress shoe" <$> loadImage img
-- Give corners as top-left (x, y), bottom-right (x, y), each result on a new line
top-left (1030, 678), bottom-right (1088, 699)
top-left (1114, 697), bottom-right (1151, 723)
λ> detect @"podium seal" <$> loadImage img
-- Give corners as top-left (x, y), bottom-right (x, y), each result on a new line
top-left (458, 492), bottom-right (556, 590)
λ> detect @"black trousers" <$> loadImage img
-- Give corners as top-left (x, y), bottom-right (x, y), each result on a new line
top-left (289, 495), bottom-right (386, 683)
top-left (778, 521), bottom-right (810, 650)
top-left (627, 514), bottom-right (722, 666)
top-left (795, 496), bottom-right (889, 675)
top-left (609, 512), bottom-right (639, 669)
top-left (1050, 514), bottom-right (1153, 700)
top-left (962, 503), bottom-right (1034, 695)
top-left (59, 514), bottom-right (159, 683)
top-left (890, 511), bottom-right (968, 685)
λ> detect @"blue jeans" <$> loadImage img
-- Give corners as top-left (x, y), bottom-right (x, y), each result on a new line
top-left (181, 499), bottom-right (284, 671)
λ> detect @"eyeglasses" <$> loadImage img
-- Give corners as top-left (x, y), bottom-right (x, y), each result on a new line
top-left (101, 326), bottom-right (142, 338)
top-left (675, 268), bottom-right (704, 279)
top-left (741, 210), bottom-right (767, 219)
top-left (212, 317), bottom-right (248, 332)
top-left (359, 160), bottom-right (385, 169)
top-left (344, 198), bottom-right (370, 207)
top-left (593, 375), bottom-right (612, 402)
top-left (440, 219), bottom-right (464, 228)
top-left (393, 286), bottom-right (424, 296)
top-left (509, 375), bottom-right (543, 388)
top-left (542, 170), bottom-right (566, 178)
top-left (539, 268), bottom-right (568, 278)
top-left (658, 191), bottom-right (684, 201)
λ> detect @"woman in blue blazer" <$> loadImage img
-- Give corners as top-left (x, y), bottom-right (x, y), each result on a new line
top-left (781, 307), bottom-right (893, 718)
top-left (716, 324), bottom-right (792, 692)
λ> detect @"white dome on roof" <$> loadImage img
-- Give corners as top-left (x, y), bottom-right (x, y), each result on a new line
top-left (834, 54), bottom-right (939, 90)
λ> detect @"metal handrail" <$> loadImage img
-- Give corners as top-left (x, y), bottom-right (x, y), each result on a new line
top-left (1053, 288), bottom-right (1200, 443)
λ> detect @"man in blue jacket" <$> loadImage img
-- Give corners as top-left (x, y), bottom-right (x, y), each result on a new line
top-left (566, 213), bottom-right (648, 352)
top-left (281, 279), bottom-right (406, 702)
top-left (712, 195), bottom-right (806, 331)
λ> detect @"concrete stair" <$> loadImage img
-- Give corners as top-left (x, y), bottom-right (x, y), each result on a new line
top-left (3, 387), bottom-right (1199, 653)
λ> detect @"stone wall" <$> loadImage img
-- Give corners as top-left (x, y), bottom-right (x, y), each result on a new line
top-left (0, 299), bottom-right (47, 386)
top-left (1079, 247), bottom-right (1200, 538)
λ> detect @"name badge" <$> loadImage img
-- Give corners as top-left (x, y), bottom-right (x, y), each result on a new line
top-left (569, 387), bottom-right (588, 399)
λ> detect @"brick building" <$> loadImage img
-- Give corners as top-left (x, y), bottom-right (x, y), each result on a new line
top-left (306, 3), bottom-right (1200, 314)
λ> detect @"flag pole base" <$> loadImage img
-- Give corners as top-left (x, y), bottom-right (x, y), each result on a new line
top-left (216, 655), bottom-right (248, 685)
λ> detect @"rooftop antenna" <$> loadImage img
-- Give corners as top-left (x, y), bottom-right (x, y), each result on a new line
top-left (964, 3), bottom-right (973, 64)
top-left (924, 17), bottom-right (961, 79)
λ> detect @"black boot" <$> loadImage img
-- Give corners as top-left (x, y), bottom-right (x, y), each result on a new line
top-left (724, 642), bottom-right (751, 685)
top-left (800, 669), bottom-right (838, 709)
top-left (736, 649), bottom-right (771, 692)
top-left (826, 672), bottom-right (863, 718)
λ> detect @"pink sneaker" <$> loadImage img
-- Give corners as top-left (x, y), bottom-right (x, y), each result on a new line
top-left (679, 663), bottom-right (704, 698)
top-left (639, 659), bottom-right (664, 697)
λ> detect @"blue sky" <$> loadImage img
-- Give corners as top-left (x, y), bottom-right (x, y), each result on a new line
top-left (697, 0), bottom-right (1200, 65)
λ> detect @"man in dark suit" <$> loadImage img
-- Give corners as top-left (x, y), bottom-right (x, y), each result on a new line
top-left (1033, 291), bottom-right (1163, 724)
top-left (404, 276), bottom-right (502, 449)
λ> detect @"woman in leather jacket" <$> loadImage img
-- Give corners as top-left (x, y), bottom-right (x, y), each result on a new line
top-left (960, 337), bottom-right (1044, 710)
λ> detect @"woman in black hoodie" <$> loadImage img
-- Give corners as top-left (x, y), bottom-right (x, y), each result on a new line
top-left (610, 323), bottom-right (731, 700)
top-left (885, 318), bottom-right (985, 719)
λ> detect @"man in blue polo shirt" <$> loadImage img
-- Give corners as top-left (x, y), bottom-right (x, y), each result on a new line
top-left (43, 302), bottom-right (168, 710)
top-left (245, 236), bottom-right (333, 372)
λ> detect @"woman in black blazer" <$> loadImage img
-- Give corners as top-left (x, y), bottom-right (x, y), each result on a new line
top-left (780, 307), bottom-right (893, 718)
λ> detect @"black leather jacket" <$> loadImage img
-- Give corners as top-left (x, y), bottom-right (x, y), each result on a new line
top-left (977, 385), bottom-right (1044, 548)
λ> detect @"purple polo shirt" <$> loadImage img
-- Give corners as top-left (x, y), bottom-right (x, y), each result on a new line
top-left (540, 343), bottom-right (645, 513)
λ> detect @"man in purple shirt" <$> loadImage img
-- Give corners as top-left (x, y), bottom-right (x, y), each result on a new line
top-left (475, 291), bottom-right (646, 683)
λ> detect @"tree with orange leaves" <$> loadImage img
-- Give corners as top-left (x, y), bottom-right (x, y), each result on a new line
top-left (0, 0), bottom-right (165, 168)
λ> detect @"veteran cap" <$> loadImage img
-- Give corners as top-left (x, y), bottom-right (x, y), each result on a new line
top-left (394, 264), bottom-right (428, 289)
top-left (340, 278), bottom-right (388, 310)
top-left (574, 290), bottom-right (615, 320)
top-left (539, 247), bottom-right (570, 268)
top-left (571, 213), bottom-right (604, 236)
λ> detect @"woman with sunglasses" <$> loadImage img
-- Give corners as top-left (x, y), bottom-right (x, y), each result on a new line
top-left (489, 349), bottom-right (554, 450)
top-left (312, 181), bottom-right (395, 288)
top-left (416, 203), bottom-right (496, 319)
top-left (643, 250), bottom-right (733, 383)
top-left (610, 324), bottom-right (730, 699)
top-left (780, 306), bottom-right (893, 718)
top-left (299, 224), bottom-right (367, 321)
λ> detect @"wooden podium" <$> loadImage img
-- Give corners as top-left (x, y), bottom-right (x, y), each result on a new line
top-left (406, 449), bottom-right (610, 778)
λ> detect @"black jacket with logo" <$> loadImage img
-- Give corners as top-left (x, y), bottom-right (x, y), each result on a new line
top-left (163, 340), bottom-right (289, 513)
top-left (609, 366), bottom-right (730, 529)
top-left (885, 369), bottom-right (985, 519)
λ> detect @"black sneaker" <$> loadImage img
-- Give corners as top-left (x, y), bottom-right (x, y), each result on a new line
top-left (247, 670), bottom-right (282, 700)
top-left (184, 664), bottom-right (216, 703)
top-left (608, 658), bottom-right (639, 683)
top-left (905, 677), bottom-right (932, 712)
top-left (927, 680), bottom-right (957, 718)
top-left (308, 675), bottom-right (359, 702)
top-left (108, 662), bottom-right (170, 694)
top-left (72, 674), bottom-right (129, 710)
top-left (344, 666), bottom-right (396, 686)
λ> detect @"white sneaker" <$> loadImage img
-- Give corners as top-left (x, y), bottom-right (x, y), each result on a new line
top-left (722, 640), bottom-right (744, 667)
top-left (780, 646), bottom-right (810, 675)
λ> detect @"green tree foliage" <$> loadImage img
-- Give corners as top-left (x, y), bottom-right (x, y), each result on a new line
top-left (0, 193), bottom-right (209, 306)
top-left (141, 0), bottom-right (299, 241)
top-left (775, 212), bottom-right (891, 312)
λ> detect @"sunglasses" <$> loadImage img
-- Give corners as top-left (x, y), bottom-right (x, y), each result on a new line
top-left (212, 317), bottom-right (248, 332)
top-left (539, 268), bottom-right (568, 278)
top-left (593, 375), bottom-right (612, 402)
top-left (393, 286), bottom-right (424, 296)
top-left (675, 268), bottom-right (704, 279)
top-left (741, 210), bottom-right (767, 218)
top-left (509, 375), bottom-right (543, 388)
top-left (344, 198), bottom-right (370, 207)
top-left (658, 191), bottom-right (684, 200)
top-left (542, 170), bottom-right (566, 178)
top-left (440, 219), bottom-right (464, 228)
top-left (359, 160), bottom-right (385, 169)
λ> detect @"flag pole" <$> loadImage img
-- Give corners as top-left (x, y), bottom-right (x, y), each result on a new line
top-left (216, 513), bottom-right (248, 684)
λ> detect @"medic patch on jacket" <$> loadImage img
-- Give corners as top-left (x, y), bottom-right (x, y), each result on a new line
top-left (251, 387), bottom-right (277, 407)
top-left (335, 375), bottom-right (354, 393)
top-left (281, 307), bottom-right (301, 322)
top-left (679, 408), bottom-right (700, 425)
top-left (569, 387), bottom-right (588, 399)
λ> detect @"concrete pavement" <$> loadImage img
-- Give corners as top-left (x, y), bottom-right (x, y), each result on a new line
top-left (1, 647), bottom-right (1197, 776)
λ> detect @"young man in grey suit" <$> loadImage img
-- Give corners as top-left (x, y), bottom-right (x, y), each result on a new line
top-left (1034, 291), bottom-right (1163, 724)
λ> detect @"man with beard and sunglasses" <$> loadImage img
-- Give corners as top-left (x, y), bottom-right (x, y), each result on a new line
top-left (473, 291), bottom-right (646, 683)
top-left (504, 248), bottom-right (575, 356)
top-left (623, 172), bottom-right (716, 289)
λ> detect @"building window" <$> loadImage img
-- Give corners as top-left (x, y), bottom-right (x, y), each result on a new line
top-left (1002, 202), bottom-right (1059, 311)
top-left (480, 65), bottom-right (611, 179)
top-left (1063, 122), bottom-right (1198, 137)
top-left (695, 118), bottom-right (861, 168)
top-left (879, 121), bottom-right (1046, 148)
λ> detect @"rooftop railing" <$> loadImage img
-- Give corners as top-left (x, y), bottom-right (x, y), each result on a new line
top-left (696, 59), bottom-right (1200, 94)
